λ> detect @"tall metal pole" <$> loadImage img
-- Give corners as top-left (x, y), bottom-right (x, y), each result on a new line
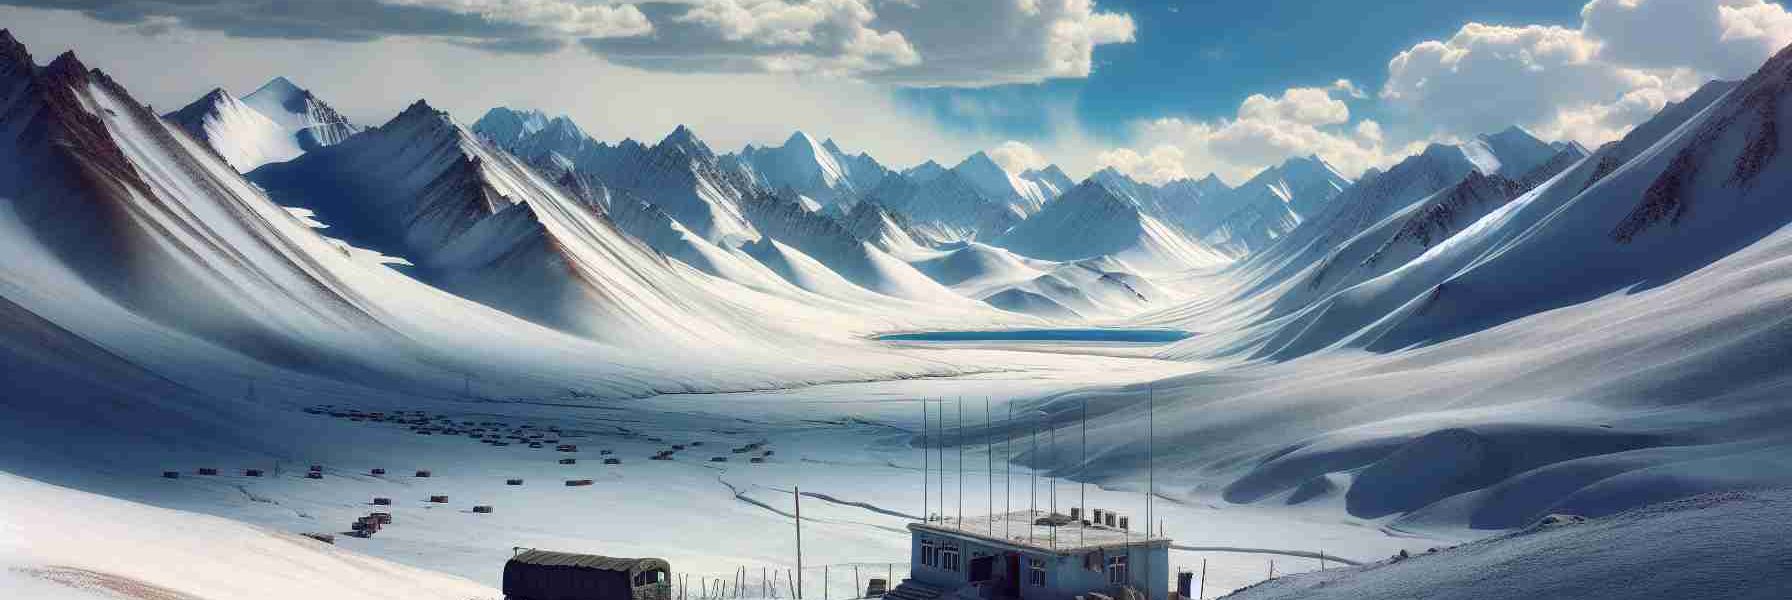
top-left (1029, 415), bottom-right (1038, 545)
top-left (1005, 403), bottom-right (1013, 540)
top-left (1048, 411), bottom-right (1056, 551)
top-left (1198, 559), bottom-right (1206, 600)
top-left (922, 399), bottom-right (928, 522)
top-left (957, 397), bottom-right (964, 530)
top-left (795, 486), bottom-right (804, 600)
top-left (986, 397), bottom-right (993, 532)
top-left (1080, 397), bottom-right (1087, 548)
top-left (1147, 386), bottom-right (1155, 600)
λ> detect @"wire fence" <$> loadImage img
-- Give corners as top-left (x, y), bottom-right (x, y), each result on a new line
top-left (673, 562), bottom-right (910, 600)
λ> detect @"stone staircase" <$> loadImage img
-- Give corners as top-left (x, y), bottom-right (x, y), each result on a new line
top-left (882, 580), bottom-right (945, 600)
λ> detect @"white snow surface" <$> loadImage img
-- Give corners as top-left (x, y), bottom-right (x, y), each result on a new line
top-left (1217, 490), bottom-right (1792, 600)
top-left (163, 88), bottom-right (303, 172)
top-left (0, 473), bottom-right (497, 600)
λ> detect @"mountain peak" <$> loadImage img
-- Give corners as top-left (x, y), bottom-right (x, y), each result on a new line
top-left (658, 124), bottom-right (714, 159)
top-left (44, 50), bottom-right (89, 80)
top-left (544, 115), bottom-right (584, 136)
top-left (783, 130), bottom-right (817, 147)
top-left (0, 28), bottom-right (30, 72)
top-left (392, 99), bottom-right (450, 127)
top-left (257, 76), bottom-right (300, 94)
top-left (822, 138), bottom-right (844, 154)
top-left (955, 150), bottom-right (1005, 174)
top-left (1483, 124), bottom-right (1535, 141)
top-left (1091, 165), bottom-right (1129, 181)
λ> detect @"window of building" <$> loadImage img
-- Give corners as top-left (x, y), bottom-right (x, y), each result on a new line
top-left (941, 545), bottom-right (961, 573)
top-left (1106, 555), bottom-right (1128, 586)
top-left (1028, 559), bottom-right (1047, 587)
top-left (921, 540), bottom-right (938, 568)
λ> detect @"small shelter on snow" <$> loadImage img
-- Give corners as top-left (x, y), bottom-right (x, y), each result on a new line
top-left (503, 549), bottom-right (671, 600)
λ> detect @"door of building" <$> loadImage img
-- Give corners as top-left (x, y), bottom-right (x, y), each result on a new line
top-left (1001, 554), bottom-right (1021, 598)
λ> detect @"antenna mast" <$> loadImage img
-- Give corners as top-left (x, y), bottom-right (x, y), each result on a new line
top-left (1005, 403), bottom-right (1013, 540)
top-left (1048, 411), bottom-right (1056, 551)
top-left (922, 399), bottom-right (928, 522)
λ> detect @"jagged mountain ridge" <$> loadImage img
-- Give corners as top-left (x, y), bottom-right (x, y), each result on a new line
top-left (161, 76), bottom-right (359, 172)
top-left (995, 177), bottom-right (1231, 272)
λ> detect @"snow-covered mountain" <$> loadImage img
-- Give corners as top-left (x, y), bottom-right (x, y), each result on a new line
top-left (474, 111), bottom-right (762, 245)
top-left (1019, 164), bottom-right (1075, 200)
top-left (867, 165), bottom-right (1022, 243)
top-left (1199, 155), bottom-right (1351, 256)
top-left (163, 88), bottom-right (304, 172)
top-left (1458, 125), bottom-right (1560, 179)
top-left (1113, 48), bottom-right (1792, 543)
top-left (728, 131), bottom-right (889, 209)
top-left (249, 100), bottom-right (753, 342)
top-left (902, 159), bottom-right (948, 183)
top-left (951, 151), bottom-right (1053, 218)
top-left (240, 77), bottom-right (360, 150)
top-left (738, 191), bottom-right (971, 304)
top-left (470, 106), bottom-right (550, 148)
top-left (840, 199), bottom-right (929, 257)
top-left (162, 76), bottom-right (358, 172)
top-left (995, 177), bottom-right (1231, 271)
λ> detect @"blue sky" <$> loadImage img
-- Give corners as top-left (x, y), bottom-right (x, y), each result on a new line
top-left (903, 0), bottom-right (1588, 142)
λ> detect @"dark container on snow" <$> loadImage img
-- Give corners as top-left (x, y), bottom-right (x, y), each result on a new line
top-left (503, 550), bottom-right (671, 600)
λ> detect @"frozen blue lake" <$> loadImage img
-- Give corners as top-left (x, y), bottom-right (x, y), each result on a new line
top-left (875, 328), bottom-right (1195, 343)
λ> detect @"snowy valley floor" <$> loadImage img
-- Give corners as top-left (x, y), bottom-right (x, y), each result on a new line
top-left (0, 341), bottom-right (1447, 599)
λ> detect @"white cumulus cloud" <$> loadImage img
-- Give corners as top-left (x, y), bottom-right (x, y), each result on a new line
top-left (384, 0), bottom-right (654, 39)
top-left (1100, 83), bottom-right (1409, 184)
top-left (1383, 0), bottom-right (1792, 148)
top-left (988, 140), bottom-right (1051, 173)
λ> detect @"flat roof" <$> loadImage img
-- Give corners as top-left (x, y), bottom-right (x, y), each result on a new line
top-left (909, 510), bottom-right (1169, 553)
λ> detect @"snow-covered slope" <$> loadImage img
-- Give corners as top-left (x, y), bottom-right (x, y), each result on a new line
top-left (739, 191), bottom-right (973, 305)
top-left (471, 106), bottom-right (550, 148)
top-left (1092, 54), bottom-right (1792, 540)
top-left (952, 151), bottom-right (1051, 217)
top-left (1458, 125), bottom-right (1559, 180)
top-left (163, 87), bottom-right (304, 172)
top-left (729, 131), bottom-right (888, 209)
top-left (840, 199), bottom-right (930, 257)
top-left (1201, 155), bottom-right (1352, 256)
top-left (0, 473), bottom-right (498, 600)
top-left (239, 76), bottom-right (359, 149)
top-left (161, 76), bottom-right (358, 172)
top-left (868, 167), bottom-right (1021, 243)
top-left (910, 242), bottom-right (1049, 295)
top-left (1020, 164), bottom-right (1075, 200)
top-left (996, 178), bottom-right (1232, 272)
top-left (1220, 491), bottom-right (1792, 600)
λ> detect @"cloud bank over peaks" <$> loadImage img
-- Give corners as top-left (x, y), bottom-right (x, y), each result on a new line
top-left (1098, 80), bottom-right (1407, 184)
top-left (589, 0), bottom-right (1136, 85)
top-left (1382, 0), bottom-right (1792, 148)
